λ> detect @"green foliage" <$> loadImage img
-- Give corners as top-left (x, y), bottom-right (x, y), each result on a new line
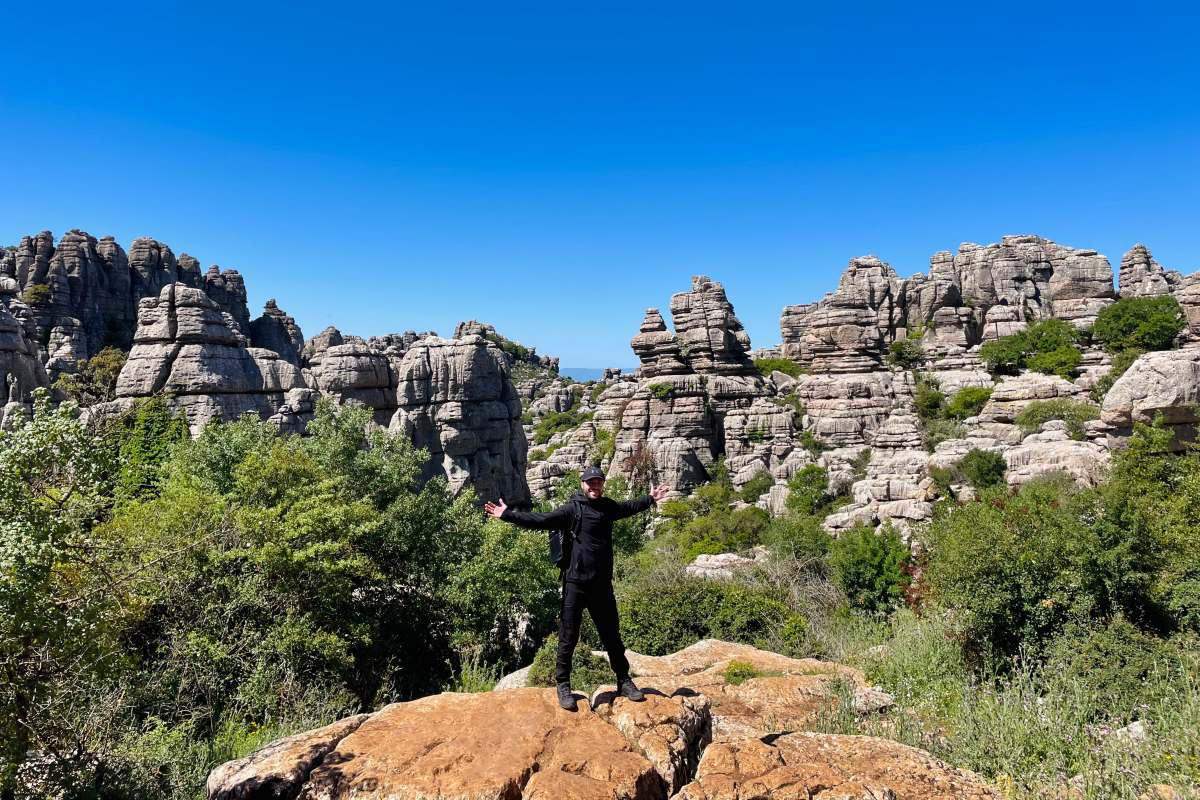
top-left (444, 651), bottom-right (502, 693)
top-left (1090, 348), bottom-right (1143, 403)
top-left (921, 476), bottom-right (1164, 670)
top-left (754, 357), bottom-right (805, 378)
top-left (589, 382), bottom-right (605, 405)
top-left (957, 448), bottom-right (1006, 491)
top-left (1014, 399), bottom-right (1100, 439)
top-left (828, 524), bottom-right (912, 614)
top-left (53, 346), bottom-right (127, 405)
top-left (647, 382), bottom-right (673, 401)
top-left (531, 408), bottom-right (592, 444)
top-left (762, 513), bottom-right (833, 561)
top-left (590, 427), bottom-right (615, 465)
top-left (20, 282), bottom-right (51, 306)
top-left (722, 659), bottom-right (765, 685)
top-left (618, 576), bottom-right (791, 655)
top-left (771, 393), bottom-right (805, 427)
top-left (886, 337), bottom-right (925, 368)
top-left (942, 387), bottom-right (992, 420)
top-left (785, 464), bottom-right (831, 516)
top-left (739, 470), bottom-right (773, 503)
top-left (1093, 296), bottom-right (1185, 353)
top-left (110, 397), bottom-right (190, 503)
top-left (527, 634), bottom-right (613, 694)
top-left (798, 429), bottom-right (828, 456)
top-left (913, 374), bottom-right (945, 421)
top-left (980, 319), bottom-right (1084, 377)
top-left (921, 418), bottom-right (965, 452)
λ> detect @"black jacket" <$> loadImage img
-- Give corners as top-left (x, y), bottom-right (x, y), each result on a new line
top-left (501, 492), bottom-right (654, 583)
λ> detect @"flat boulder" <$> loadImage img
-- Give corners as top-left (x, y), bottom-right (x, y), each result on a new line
top-left (676, 732), bottom-right (1000, 800)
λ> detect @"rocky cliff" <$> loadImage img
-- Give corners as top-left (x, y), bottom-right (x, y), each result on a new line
top-left (207, 640), bottom-right (997, 800)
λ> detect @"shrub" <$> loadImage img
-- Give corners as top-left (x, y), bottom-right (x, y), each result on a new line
top-left (913, 374), bottom-right (945, 421)
top-left (754, 357), bottom-right (804, 378)
top-left (942, 387), bottom-right (992, 420)
top-left (1025, 345), bottom-right (1081, 378)
top-left (785, 464), bottom-right (831, 516)
top-left (527, 634), bottom-right (613, 694)
top-left (53, 346), bottom-right (128, 405)
top-left (957, 448), bottom-right (1006, 491)
top-left (531, 408), bottom-right (591, 444)
top-left (921, 477), bottom-right (1162, 669)
top-left (887, 337), bottom-right (925, 369)
top-left (1093, 296), bottom-right (1185, 353)
top-left (798, 429), bottom-right (828, 456)
top-left (618, 577), bottom-right (791, 655)
top-left (980, 319), bottom-right (1083, 377)
top-left (1089, 348), bottom-right (1143, 403)
top-left (1045, 618), bottom-right (1182, 722)
top-left (739, 471), bottom-right (774, 503)
top-left (922, 418), bottom-right (965, 452)
top-left (762, 514), bottom-right (833, 561)
top-left (722, 659), bottom-right (765, 685)
top-left (1014, 399), bottom-right (1099, 439)
top-left (647, 382), bottom-right (673, 401)
top-left (828, 525), bottom-right (912, 614)
top-left (21, 282), bottom-right (51, 306)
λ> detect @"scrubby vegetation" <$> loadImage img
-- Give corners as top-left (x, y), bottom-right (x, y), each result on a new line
top-left (1093, 296), bottom-right (1185, 353)
top-left (1015, 398), bottom-right (1100, 439)
top-left (980, 318), bottom-right (1084, 378)
top-left (886, 336), bottom-right (925, 368)
top-left (913, 374), bottom-right (992, 450)
top-left (53, 346), bottom-right (128, 405)
top-left (1090, 347), bottom-right (1142, 403)
top-left (531, 407), bottom-right (592, 444)
top-left (754, 357), bottom-right (805, 378)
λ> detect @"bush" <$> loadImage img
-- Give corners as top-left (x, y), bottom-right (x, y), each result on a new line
top-left (527, 634), bottom-right (614, 694)
top-left (828, 525), bottom-right (912, 614)
top-left (53, 346), bottom-right (128, 405)
top-left (722, 659), bottom-right (765, 685)
top-left (647, 382), bottom-right (673, 401)
top-left (980, 319), bottom-right (1083, 377)
top-left (913, 374), bottom-right (945, 421)
top-left (1090, 348), bottom-right (1143, 402)
top-left (1093, 296), bottom-right (1185, 353)
top-left (1014, 399), bottom-right (1099, 439)
top-left (942, 387), bottom-right (992, 421)
top-left (618, 577), bottom-right (791, 655)
top-left (785, 464), bottom-right (831, 516)
top-left (1046, 618), bottom-right (1182, 722)
top-left (21, 282), bottom-right (51, 306)
top-left (922, 418), bottom-right (965, 452)
top-left (531, 408), bottom-right (591, 444)
top-left (739, 471), bottom-right (773, 503)
top-left (762, 513), bottom-right (833, 561)
top-left (754, 357), bottom-right (804, 378)
top-left (957, 448), bottom-right (1006, 491)
top-left (887, 337), bottom-right (925, 369)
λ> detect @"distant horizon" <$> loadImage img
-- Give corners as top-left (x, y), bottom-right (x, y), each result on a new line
top-left (2, 2), bottom-right (1196, 366)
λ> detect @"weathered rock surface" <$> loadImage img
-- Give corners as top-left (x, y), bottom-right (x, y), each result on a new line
top-left (389, 334), bottom-right (530, 505)
top-left (676, 733), bottom-right (999, 800)
top-left (1102, 346), bottom-right (1200, 448)
top-left (210, 641), bottom-right (950, 800)
top-left (1119, 244), bottom-right (1183, 299)
top-left (1005, 423), bottom-right (1110, 487)
top-left (114, 283), bottom-right (306, 432)
top-left (0, 275), bottom-right (51, 427)
top-left (249, 299), bottom-right (305, 367)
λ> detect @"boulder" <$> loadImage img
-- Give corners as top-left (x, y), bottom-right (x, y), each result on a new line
top-left (676, 733), bottom-right (999, 799)
top-left (1101, 347), bottom-right (1200, 449)
top-left (1005, 425), bottom-right (1110, 487)
top-left (249, 299), bottom-right (305, 367)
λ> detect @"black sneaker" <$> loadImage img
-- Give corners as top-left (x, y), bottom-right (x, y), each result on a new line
top-left (556, 682), bottom-right (577, 711)
top-left (617, 678), bottom-right (645, 702)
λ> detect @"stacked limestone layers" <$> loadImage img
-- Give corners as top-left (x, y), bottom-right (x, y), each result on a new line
top-left (0, 275), bottom-right (51, 428)
top-left (113, 283), bottom-right (306, 433)
top-left (389, 334), bottom-right (530, 506)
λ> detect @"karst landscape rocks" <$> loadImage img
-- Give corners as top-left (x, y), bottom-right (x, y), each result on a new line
top-left (8, 227), bottom-right (1200, 798)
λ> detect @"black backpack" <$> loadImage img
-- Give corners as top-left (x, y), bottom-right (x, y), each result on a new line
top-left (549, 497), bottom-right (583, 569)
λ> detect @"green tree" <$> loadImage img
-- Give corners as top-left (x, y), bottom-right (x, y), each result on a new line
top-left (956, 448), bottom-right (1006, 491)
top-left (943, 387), bottom-right (993, 420)
top-left (53, 346), bottom-right (128, 405)
top-left (887, 337), bottom-right (925, 369)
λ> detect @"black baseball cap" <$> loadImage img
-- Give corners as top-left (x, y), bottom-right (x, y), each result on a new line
top-left (581, 466), bottom-right (606, 482)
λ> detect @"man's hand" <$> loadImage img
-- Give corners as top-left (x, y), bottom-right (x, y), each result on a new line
top-left (484, 498), bottom-right (508, 519)
top-left (650, 484), bottom-right (671, 503)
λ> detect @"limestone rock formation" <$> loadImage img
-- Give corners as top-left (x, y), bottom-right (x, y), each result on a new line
top-left (1005, 422), bottom-right (1110, 487)
top-left (389, 335), bottom-right (530, 505)
top-left (202, 265), bottom-right (251, 334)
top-left (0, 275), bottom-right (51, 427)
top-left (454, 319), bottom-right (559, 375)
top-left (248, 299), bottom-right (305, 367)
top-left (305, 334), bottom-right (399, 426)
top-left (668, 276), bottom-right (757, 376)
top-left (114, 283), bottom-right (306, 433)
top-left (1119, 244), bottom-right (1182, 299)
top-left (1102, 346), bottom-right (1200, 449)
top-left (209, 640), bottom-right (965, 800)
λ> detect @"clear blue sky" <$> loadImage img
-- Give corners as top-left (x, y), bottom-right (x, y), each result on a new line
top-left (2, 2), bottom-right (1197, 368)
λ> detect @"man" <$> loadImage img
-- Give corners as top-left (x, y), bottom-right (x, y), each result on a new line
top-left (485, 466), bottom-right (670, 710)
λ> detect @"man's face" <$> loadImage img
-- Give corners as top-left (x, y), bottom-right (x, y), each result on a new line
top-left (582, 477), bottom-right (605, 499)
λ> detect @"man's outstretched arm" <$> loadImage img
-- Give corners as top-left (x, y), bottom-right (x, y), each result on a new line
top-left (484, 497), bottom-right (573, 530)
top-left (610, 484), bottom-right (672, 519)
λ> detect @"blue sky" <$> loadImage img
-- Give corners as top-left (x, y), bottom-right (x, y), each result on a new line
top-left (2, 2), bottom-right (1197, 368)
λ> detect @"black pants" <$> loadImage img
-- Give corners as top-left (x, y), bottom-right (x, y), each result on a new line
top-left (556, 579), bottom-right (631, 686)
